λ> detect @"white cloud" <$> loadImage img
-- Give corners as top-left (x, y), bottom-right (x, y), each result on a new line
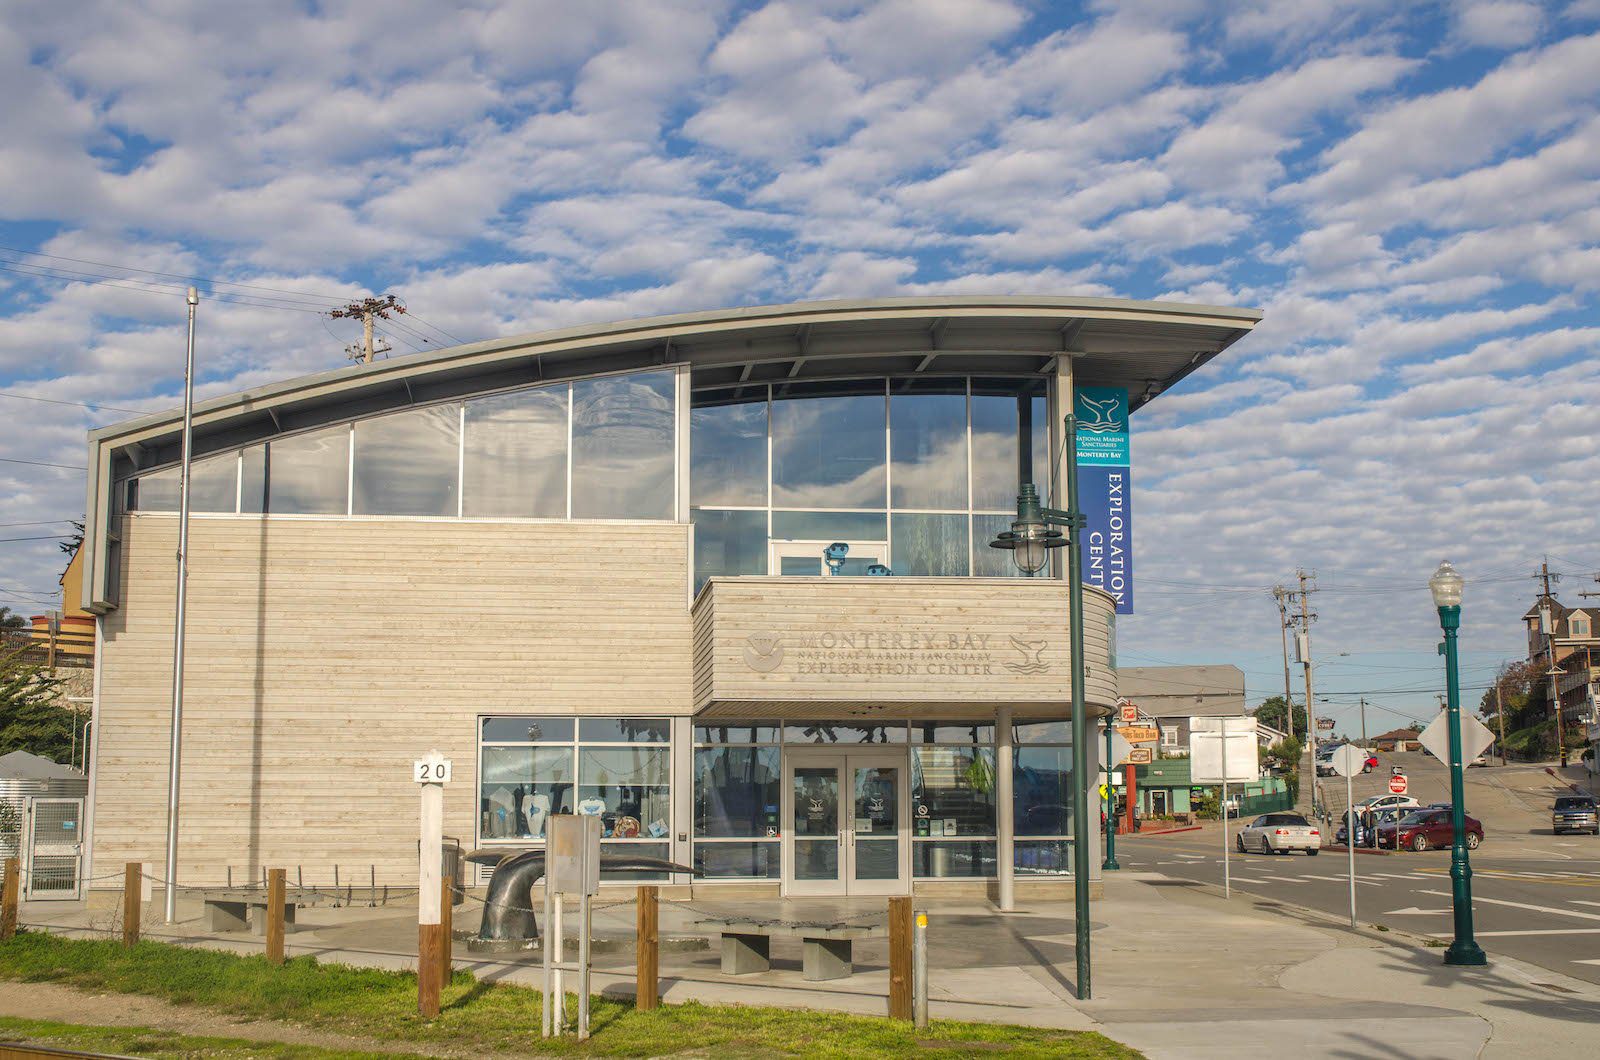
top-left (1452, 1), bottom-right (1546, 48)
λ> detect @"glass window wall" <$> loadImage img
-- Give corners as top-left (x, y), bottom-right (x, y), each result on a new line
top-left (463, 385), bottom-right (567, 518)
top-left (691, 395), bottom-right (767, 507)
top-left (130, 453), bottom-right (237, 513)
top-left (692, 508), bottom-right (767, 592)
top-left (693, 726), bottom-right (781, 879)
top-left (353, 404), bottom-right (460, 517)
top-left (259, 425), bottom-right (350, 515)
top-left (890, 380), bottom-right (967, 510)
top-left (572, 370), bottom-right (675, 519)
top-left (770, 383), bottom-right (885, 508)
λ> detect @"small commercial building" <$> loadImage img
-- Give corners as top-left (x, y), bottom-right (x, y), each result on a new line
top-left (75, 296), bottom-right (1257, 898)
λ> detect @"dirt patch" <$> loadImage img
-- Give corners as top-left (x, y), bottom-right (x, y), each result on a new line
top-left (0, 981), bottom-right (437, 1057)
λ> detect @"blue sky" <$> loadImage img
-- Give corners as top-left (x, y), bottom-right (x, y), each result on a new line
top-left (3, 0), bottom-right (1599, 732)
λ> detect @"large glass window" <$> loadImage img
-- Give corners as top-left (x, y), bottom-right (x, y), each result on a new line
top-left (258, 424), bottom-right (350, 515)
top-left (890, 381), bottom-right (967, 510)
top-left (353, 404), bottom-right (460, 517)
top-left (691, 395), bottom-right (767, 506)
top-left (971, 380), bottom-right (1049, 511)
top-left (478, 717), bottom-right (672, 875)
top-left (770, 383), bottom-right (886, 508)
top-left (891, 513), bottom-right (969, 576)
top-left (692, 508), bottom-right (766, 591)
top-left (130, 453), bottom-right (237, 513)
top-left (693, 725), bottom-right (781, 879)
top-left (463, 385), bottom-right (567, 518)
top-left (572, 370), bottom-right (675, 519)
top-left (1013, 719), bottom-right (1073, 875)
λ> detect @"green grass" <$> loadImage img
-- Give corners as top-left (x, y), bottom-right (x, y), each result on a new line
top-left (0, 932), bottom-right (1140, 1058)
top-left (0, 1015), bottom-right (410, 1059)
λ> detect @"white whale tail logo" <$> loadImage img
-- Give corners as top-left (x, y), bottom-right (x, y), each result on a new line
top-left (1077, 393), bottom-right (1122, 434)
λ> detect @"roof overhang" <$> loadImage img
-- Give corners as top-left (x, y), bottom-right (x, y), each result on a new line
top-left (80, 295), bottom-right (1260, 612)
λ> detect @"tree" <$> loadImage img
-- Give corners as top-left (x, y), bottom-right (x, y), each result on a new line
top-left (0, 643), bottom-right (71, 761)
top-left (1254, 694), bottom-right (1306, 740)
top-left (1480, 659), bottom-right (1541, 730)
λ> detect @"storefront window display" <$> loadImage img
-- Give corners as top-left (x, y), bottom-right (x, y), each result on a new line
top-left (693, 727), bottom-right (781, 878)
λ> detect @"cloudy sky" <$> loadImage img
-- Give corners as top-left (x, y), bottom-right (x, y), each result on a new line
top-left (3, 0), bottom-right (1598, 731)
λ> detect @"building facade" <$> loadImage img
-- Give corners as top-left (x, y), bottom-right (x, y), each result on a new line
top-left (77, 297), bottom-right (1258, 898)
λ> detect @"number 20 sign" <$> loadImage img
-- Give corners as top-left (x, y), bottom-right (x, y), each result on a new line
top-left (414, 755), bottom-right (452, 784)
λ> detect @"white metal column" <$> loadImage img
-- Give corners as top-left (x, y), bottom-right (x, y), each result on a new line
top-left (997, 706), bottom-right (1014, 911)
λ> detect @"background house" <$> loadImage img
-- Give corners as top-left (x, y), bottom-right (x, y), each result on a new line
top-left (1118, 665), bottom-right (1248, 756)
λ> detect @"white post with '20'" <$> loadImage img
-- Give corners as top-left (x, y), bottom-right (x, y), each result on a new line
top-left (414, 751), bottom-right (451, 1017)
top-left (1191, 717), bottom-right (1259, 899)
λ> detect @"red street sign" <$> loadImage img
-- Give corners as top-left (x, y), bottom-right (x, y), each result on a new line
top-left (1389, 775), bottom-right (1408, 795)
top-left (1119, 703), bottom-right (1138, 725)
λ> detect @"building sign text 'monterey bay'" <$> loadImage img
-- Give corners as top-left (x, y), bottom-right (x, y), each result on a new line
top-left (743, 630), bottom-right (1052, 677)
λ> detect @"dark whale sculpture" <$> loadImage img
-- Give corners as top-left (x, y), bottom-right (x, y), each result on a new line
top-left (466, 847), bottom-right (697, 942)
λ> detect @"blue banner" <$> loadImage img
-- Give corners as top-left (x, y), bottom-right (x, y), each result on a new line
top-left (1075, 387), bottom-right (1133, 614)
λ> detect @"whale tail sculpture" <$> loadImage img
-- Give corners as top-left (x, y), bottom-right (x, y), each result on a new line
top-left (466, 847), bottom-right (698, 942)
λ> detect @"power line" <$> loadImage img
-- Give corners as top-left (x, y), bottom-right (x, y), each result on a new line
top-left (0, 519), bottom-right (79, 528)
top-left (0, 245), bottom-right (357, 305)
top-left (0, 456), bottom-right (86, 471)
top-left (0, 392), bottom-right (143, 414)
top-left (0, 534), bottom-right (77, 543)
top-left (0, 262), bottom-right (331, 315)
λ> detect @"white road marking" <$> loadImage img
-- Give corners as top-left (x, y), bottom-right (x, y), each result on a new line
top-left (1418, 890), bottom-right (1600, 922)
top-left (1426, 929), bottom-right (1600, 938)
top-left (1382, 906), bottom-right (1451, 915)
top-left (1569, 900), bottom-right (1600, 909)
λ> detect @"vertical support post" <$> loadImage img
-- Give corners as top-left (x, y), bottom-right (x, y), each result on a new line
top-left (996, 705), bottom-right (1015, 911)
top-left (1124, 762), bottom-right (1137, 834)
top-left (439, 874), bottom-right (453, 991)
top-left (1063, 412), bottom-right (1092, 1001)
top-left (1440, 605), bottom-right (1487, 967)
top-left (552, 899), bottom-right (566, 1034)
top-left (123, 862), bottom-right (142, 948)
top-left (266, 868), bottom-right (285, 965)
top-left (541, 886), bottom-right (555, 1038)
top-left (577, 893), bottom-right (592, 1041)
top-left (1345, 769), bottom-right (1357, 929)
top-left (912, 911), bottom-right (929, 1029)
top-left (2, 856), bottom-right (21, 940)
top-left (416, 753), bottom-right (446, 1018)
top-left (163, 286), bottom-right (199, 925)
top-left (888, 896), bottom-right (914, 1020)
top-left (1102, 721), bottom-right (1118, 869)
top-left (636, 885), bottom-right (659, 1011)
top-left (1221, 727), bottom-right (1230, 899)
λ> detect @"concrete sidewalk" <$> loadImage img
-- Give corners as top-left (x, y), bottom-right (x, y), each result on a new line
top-left (18, 870), bottom-right (1600, 1058)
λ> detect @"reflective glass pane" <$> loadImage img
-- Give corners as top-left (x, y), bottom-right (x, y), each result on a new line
top-left (353, 404), bottom-right (460, 516)
top-left (1014, 720), bottom-right (1073, 743)
top-left (853, 765), bottom-right (899, 880)
top-left (578, 786), bottom-right (671, 839)
top-left (481, 717), bottom-right (574, 743)
top-left (911, 746), bottom-right (996, 836)
top-left (971, 380), bottom-right (1049, 510)
top-left (914, 840), bottom-right (996, 878)
top-left (694, 747), bottom-right (781, 837)
top-left (691, 396), bottom-right (767, 506)
top-left (793, 766), bottom-right (841, 880)
top-left (692, 508), bottom-right (767, 590)
top-left (694, 841), bottom-right (780, 878)
top-left (479, 746), bottom-right (571, 839)
top-left (785, 722), bottom-right (907, 744)
top-left (265, 425), bottom-right (349, 514)
top-left (240, 445), bottom-right (265, 514)
top-left (911, 723), bottom-right (994, 743)
top-left (973, 514), bottom-right (1031, 577)
top-left (1015, 746), bottom-right (1073, 836)
top-left (1016, 839), bottom-right (1073, 875)
top-left (770, 510), bottom-right (885, 541)
top-left (891, 513), bottom-right (968, 576)
top-left (578, 717), bottom-right (671, 743)
top-left (463, 385), bottom-right (567, 518)
top-left (132, 453), bottom-right (236, 513)
top-left (890, 382), bottom-right (967, 510)
top-left (693, 723), bottom-right (780, 744)
top-left (572, 370), bottom-right (675, 519)
top-left (599, 840), bottom-right (670, 879)
top-left (771, 387), bottom-right (885, 508)
top-left (579, 747), bottom-right (670, 787)
top-left (780, 556), bottom-right (821, 575)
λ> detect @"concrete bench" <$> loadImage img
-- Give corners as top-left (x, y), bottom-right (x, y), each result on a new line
top-left (199, 892), bottom-right (299, 935)
top-left (695, 919), bottom-right (886, 981)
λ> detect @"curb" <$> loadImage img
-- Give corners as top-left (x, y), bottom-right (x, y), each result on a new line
top-left (1121, 825), bottom-right (1202, 837)
top-left (1544, 767), bottom-right (1591, 795)
top-left (1321, 844), bottom-right (1392, 856)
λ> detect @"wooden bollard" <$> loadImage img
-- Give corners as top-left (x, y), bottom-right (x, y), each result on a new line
top-left (888, 896), bottom-right (914, 1021)
top-left (0, 856), bottom-right (19, 941)
top-left (123, 862), bottom-right (142, 948)
top-left (636, 885), bottom-right (659, 1011)
top-left (439, 875), bottom-right (453, 992)
top-left (266, 869), bottom-right (286, 965)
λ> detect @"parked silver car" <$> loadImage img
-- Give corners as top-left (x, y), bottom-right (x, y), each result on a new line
top-left (1237, 812), bottom-right (1321, 855)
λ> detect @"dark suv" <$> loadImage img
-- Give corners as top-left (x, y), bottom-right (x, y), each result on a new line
top-left (1552, 795), bottom-right (1599, 835)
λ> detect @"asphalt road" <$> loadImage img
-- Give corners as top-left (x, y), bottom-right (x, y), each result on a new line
top-left (1117, 752), bottom-right (1600, 985)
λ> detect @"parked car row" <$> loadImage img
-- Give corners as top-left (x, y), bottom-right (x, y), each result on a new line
top-left (1237, 813), bottom-right (1321, 854)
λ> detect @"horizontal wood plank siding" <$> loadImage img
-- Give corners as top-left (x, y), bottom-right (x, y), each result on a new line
top-left (92, 515), bottom-right (692, 886)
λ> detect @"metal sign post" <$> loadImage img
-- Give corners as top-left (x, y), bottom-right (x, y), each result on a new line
top-left (415, 751), bottom-right (451, 1017)
top-left (1330, 743), bottom-right (1367, 929)
top-left (542, 815), bottom-right (600, 1041)
top-left (1190, 716), bottom-right (1259, 901)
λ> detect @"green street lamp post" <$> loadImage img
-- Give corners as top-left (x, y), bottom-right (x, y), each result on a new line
top-left (1430, 559), bottom-right (1487, 968)
top-left (989, 415), bottom-right (1093, 1000)
top-left (1103, 722), bottom-right (1120, 871)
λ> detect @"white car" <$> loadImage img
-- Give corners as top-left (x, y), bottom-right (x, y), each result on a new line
top-left (1357, 794), bottom-right (1420, 814)
top-left (1237, 812), bottom-right (1321, 855)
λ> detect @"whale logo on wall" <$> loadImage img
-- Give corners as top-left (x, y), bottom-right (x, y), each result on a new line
top-left (1076, 392), bottom-right (1124, 434)
top-left (1004, 635), bottom-right (1050, 674)
top-left (744, 632), bottom-right (784, 672)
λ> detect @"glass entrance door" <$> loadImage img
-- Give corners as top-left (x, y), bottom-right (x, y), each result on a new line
top-left (784, 751), bottom-right (907, 896)
top-left (770, 540), bottom-right (886, 576)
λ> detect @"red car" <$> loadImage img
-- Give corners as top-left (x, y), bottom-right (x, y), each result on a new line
top-left (1376, 807), bottom-right (1483, 851)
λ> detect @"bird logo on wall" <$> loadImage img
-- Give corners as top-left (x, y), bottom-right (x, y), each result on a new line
top-left (1077, 392), bottom-right (1123, 433)
top-left (744, 632), bottom-right (784, 672)
top-left (1005, 635), bottom-right (1050, 674)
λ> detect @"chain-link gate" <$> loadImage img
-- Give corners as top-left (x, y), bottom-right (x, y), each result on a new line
top-left (23, 797), bottom-right (85, 900)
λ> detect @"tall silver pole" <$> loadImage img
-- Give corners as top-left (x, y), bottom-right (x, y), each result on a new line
top-left (163, 286), bottom-right (198, 923)
top-left (1345, 765), bottom-right (1357, 928)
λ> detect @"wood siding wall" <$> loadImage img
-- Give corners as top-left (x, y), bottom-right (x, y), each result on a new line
top-left (92, 515), bottom-right (693, 886)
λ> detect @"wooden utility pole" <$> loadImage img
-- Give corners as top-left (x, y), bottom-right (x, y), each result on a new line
top-left (1535, 559), bottom-right (1566, 766)
top-left (1273, 586), bottom-right (1295, 734)
top-left (330, 295), bottom-right (404, 364)
top-left (1495, 682), bottom-right (1508, 765)
top-left (1296, 571), bottom-right (1320, 814)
